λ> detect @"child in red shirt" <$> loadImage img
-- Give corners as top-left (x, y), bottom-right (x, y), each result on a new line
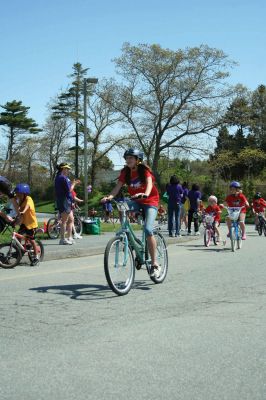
top-left (204, 195), bottom-right (222, 241)
top-left (224, 181), bottom-right (249, 240)
top-left (251, 192), bottom-right (266, 227)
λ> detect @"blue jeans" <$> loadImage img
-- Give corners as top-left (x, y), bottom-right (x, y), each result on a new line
top-left (126, 200), bottom-right (158, 236)
top-left (168, 203), bottom-right (181, 235)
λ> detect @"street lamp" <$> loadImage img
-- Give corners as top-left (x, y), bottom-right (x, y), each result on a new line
top-left (83, 77), bottom-right (98, 218)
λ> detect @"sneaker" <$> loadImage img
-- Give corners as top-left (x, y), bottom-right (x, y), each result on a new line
top-left (150, 265), bottom-right (161, 278)
top-left (30, 257), bottom-right (40, 266)
top-left (68, 238), bottom-right (76, 244)
top-left (169, 233), bottom-right (174, 237)
top-left (59, 239), bottom-right (73, 245)
top-left (175, 233), bottom-right (181, 237)
top-left (73, 233), bottom-right (83, 239)
top-left (242, 234), bottom-right (247, 240)
top-left (195, 232), bottom-right (200, 236)
top-left (187, 232), bottom-right (191, 236)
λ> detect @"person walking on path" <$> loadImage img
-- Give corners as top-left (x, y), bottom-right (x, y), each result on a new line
top-left (187, 183), bottom-right (202, 235)
top-left (166, 175), bottom-right (183, 237)
top-left (180, 181), bottom-right (189, 231)
top-left (54, 163), bottom-right (76, 245)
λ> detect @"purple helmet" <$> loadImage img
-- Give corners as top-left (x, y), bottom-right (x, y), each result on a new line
top-left (14, 183), bottom-right (30, 195)
top-left (229, 181), bottom-right (241, 189)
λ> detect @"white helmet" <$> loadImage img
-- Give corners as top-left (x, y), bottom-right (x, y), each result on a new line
top-left (208, 195), bottom-right (217, 203)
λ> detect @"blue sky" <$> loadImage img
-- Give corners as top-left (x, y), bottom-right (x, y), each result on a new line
top-left (0, 0), bottom-right (265, 134)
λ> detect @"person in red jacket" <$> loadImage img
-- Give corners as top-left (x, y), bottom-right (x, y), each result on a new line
top-left (223, 181), bottom-right (249, 240)
top-left (204, 195), bottom-right (222, 241)
top-left (251, 192), bottom-right (266, 227)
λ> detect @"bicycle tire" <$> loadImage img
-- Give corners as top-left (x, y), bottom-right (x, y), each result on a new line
top-left (74, 216), bottom-right (83, 235)
top-left (0, 242), bottom-right (22, 268)
top-left (27, 239), bottom-right (44, 264)
top-left (204, 229), bottom-right (211, 247)
top-left (237, 227), bottom-right (242, 249)
top-left (229, 227), bottom-right (237, 252)
top-left (104, 235), bottom-right (135, 296)
top-left (150, 231), bottom-right (168, 284)
top-left (47, 217), bottom-right (60, 239)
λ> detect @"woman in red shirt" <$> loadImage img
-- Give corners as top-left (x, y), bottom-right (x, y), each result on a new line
top-left (101, 148), bottom-right (160, 278)
top-left (224, 181), bottom-right (249, 240)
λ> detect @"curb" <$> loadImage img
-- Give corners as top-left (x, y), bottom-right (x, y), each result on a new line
top-left (42, 233), bottom-right (199, 262)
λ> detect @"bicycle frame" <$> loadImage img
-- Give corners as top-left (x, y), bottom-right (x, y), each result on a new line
top-left (115, 201), bottom-right (148, 267)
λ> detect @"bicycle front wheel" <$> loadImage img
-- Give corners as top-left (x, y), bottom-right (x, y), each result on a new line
top-left (204, 229), bottom-right (211, 247)
top-left (150, 231), bottom-right (168, 284)
top-left (47, 218), bottom-right (60, 239)
top-left (229, 227), bottom-right (237, 252)
top-left (0, 242), bottom-right (22, 268)
top-left (104, 235), bottom-right (135, 296)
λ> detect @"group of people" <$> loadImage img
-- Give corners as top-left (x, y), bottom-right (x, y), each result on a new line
top-left (1, 148), bottom-right (266, 273)
top-left (164, 177), bottom-right (266, 242)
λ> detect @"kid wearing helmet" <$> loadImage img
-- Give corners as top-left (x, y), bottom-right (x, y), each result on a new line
top-left (204, 195), bottom-right (222, 241)
top-left (0, 176), bottom-right (21, 225)
top-left (251, 192), bottom-right (266, 227)
top-left (224, 181), bottom-right (249, 240)
top-left (101, 148), bottom-right (161, 278)
top-left (14, 183), bottom-right (39, 266)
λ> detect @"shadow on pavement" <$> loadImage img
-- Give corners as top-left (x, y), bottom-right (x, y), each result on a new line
top-left (29, 280), bottom-right (153, 300)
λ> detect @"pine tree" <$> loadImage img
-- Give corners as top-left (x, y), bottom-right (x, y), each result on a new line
top-left (0, 100), bottom-right (41, 175)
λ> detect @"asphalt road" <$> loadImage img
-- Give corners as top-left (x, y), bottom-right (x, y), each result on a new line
top-left (0, 225), bottom-right (265, 400)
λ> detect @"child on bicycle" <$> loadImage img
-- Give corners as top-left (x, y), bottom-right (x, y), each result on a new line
top-left (223, 181), bottom-right (249, 240)
top-left (251, 192), bottom-right (266, 227)
top-left (14, 183), bottom-right (39, 266)
top-left (101, 148), bottom-right (160, 278)
top-left (0, 176), bottom-right (21, 225)
top-left (204, 195), bottom-right (222, 241)
top-left (157, 204), bottom-right (166, 223)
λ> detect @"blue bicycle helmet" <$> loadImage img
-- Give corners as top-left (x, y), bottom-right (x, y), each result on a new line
top-left (229, 181), bottom-right (241, 189)
top-left (123, 148), bottom-right (144, 161)
top-left (14, 183), bottom-right (30, 195)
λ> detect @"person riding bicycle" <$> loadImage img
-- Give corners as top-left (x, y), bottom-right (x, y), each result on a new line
top-left (204, 195), bottom-right (222, 242)
top-left (251, 192), bottom-right (266, 228)
top-left (101, 148), bottom-right (160, 278)
top-left (158, 204), bottom-right (167, 223)
top-left (223, 181), bottom-right (249, 240)
top-left (0, 176), bottom-right (21, 227)
top-left (14, 183), bottom-right (39, 266)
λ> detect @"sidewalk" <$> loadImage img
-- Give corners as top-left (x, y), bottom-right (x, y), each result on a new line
top-left (42, 231), bottom-right (198, 262)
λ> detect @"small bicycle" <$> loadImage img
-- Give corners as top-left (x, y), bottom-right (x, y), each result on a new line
top-left (225, 206), bottom-right (243, 252)
top-left (104, 198), bottom-right (168, 296)
top-left (47, 206), bottom-right (83, 239)
top-left (256, 212), bottom-right (266, 236)
top-left (0, 223), bottom-right (44, 268)
top-left (202, 213), bottom-right (219, 247)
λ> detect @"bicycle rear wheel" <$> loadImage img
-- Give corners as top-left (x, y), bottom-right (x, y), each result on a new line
top-left (104, 235), bottom-right (135, 295)
top-left (150, 231), bottom-right (168, 284)
top-left (0, 242), bottom-right (22, 268)
top-left (47, 217), bottom-right (60, 239)
top-left (237, 227), bottom-right (242, 249)
top-left (74, 216), bottom-right (83, 235)
top-left (229, 227), bottom-right (237, 252)
top-left (204, 229), bottom-right (211, 247)
top-left (27, 239), bottom-right (44, 265)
